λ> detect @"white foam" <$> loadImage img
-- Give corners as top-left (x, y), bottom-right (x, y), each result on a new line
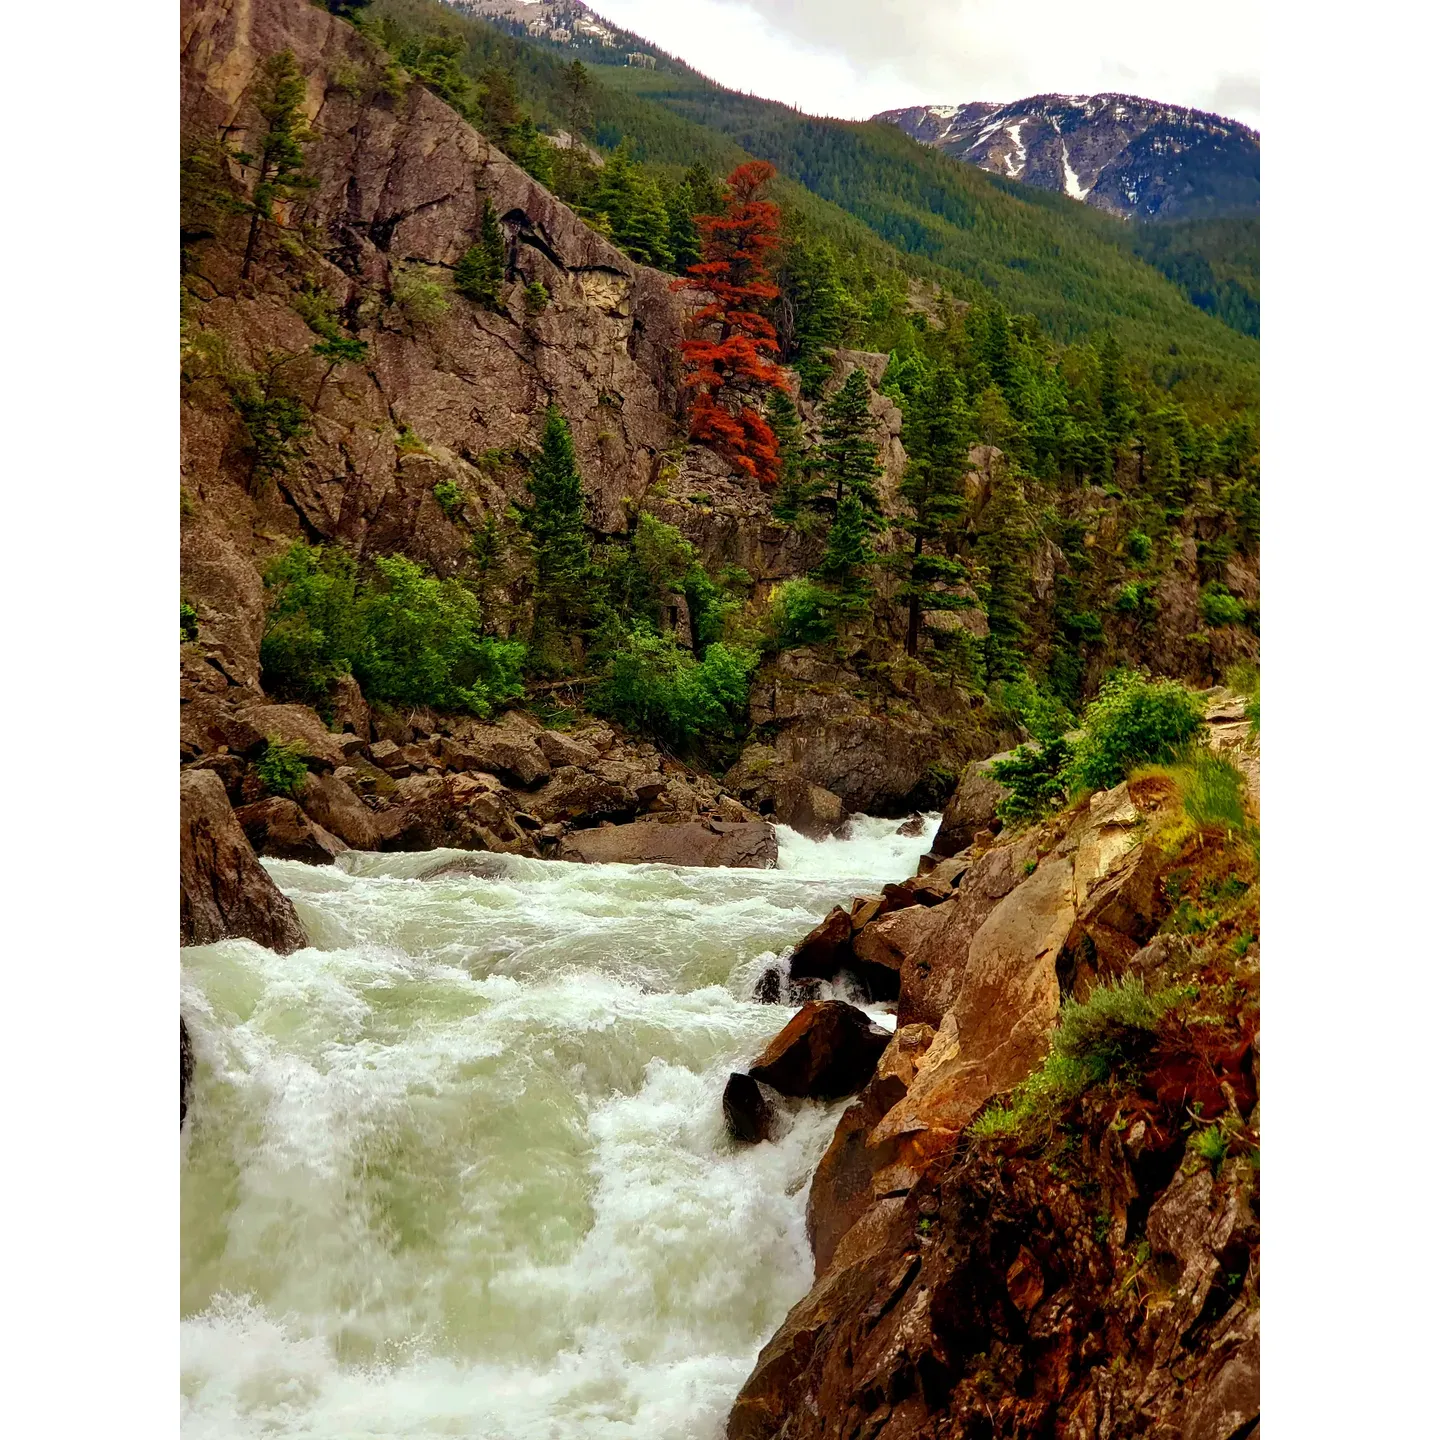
top-left (182, 815), bottom-right (934, 1436)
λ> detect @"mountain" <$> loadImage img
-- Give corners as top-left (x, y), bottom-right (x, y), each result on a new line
top-left (875, 94), bottom-right (1259, 222)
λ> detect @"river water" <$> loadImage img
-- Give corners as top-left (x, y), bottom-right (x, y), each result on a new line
top-left (180, 815), bottom-right (937, 1439)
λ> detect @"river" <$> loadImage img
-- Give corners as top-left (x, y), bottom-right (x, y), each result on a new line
top-left (180, 815), bottom-right (938, 1438)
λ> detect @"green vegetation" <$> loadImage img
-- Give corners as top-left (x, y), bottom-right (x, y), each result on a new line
top-left (433, 478), bottom-right (464, 517)
top-left (767, 579), bottom-right (837, 650)
top-left (1066, 672), bottom-right (1206, 792)
top-left (259, 544), bottom-right (525, 717)
top-left (1180, 751), bottom-right (1251, 838)
top-left (990, 739), bottom-right (1073, 826)
top-left (181, 602), bottom-right (200, 643)
top-left (1129, 218), bottom-right (1259, 339)
top-left (256, 739), bottom-right (309, 799)
top-left (524, 406), bottom-right (592, 646)
top-left (392, 267), bottom-right (449, 326)
top-left (971, 976), bottom-right (1184, 1141)
top-left (1199, 582), bottom-right (1248, 628)
top-left (454, 200), bottom-right (508, 308)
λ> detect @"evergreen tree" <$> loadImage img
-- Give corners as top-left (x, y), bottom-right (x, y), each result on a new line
top-left (780, 232), bottom-right (860, 398)
top-left (525, 406), bottom-right (592, 637)
top-left (682, 163), bottom-right (726, 219)
top-left (977, 464), bottom-right (1031, 682)
top-left (616, 173), bottom-right (674, 270)
top-left (236, 50), bottom-right (317, 279)
top-left (455, 199), bottom-right (507, 309)
top-left (767, 387), bottom-right (817, 522)
top-left (326, 0), bottom-right (372, 17)
top-left (666, 182), bottom-right (701, 274)
top-left (897, 364), bottom-right (973, 655)
top-left (477, 63), bottom-right (522, 145)
top-left (562, 60), bottom-right (592, 146)
top-left (816, 366), bottom-right (883, 516)
top-left (814, 494), bottom-right (877, 613)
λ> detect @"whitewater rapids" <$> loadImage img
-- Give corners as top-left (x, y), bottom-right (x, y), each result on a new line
top-left (180, 815), bottom-right (938, 1438)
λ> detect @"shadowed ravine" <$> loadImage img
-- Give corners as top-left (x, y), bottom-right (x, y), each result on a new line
top-left (180, 816), bottom-right (936, 1438)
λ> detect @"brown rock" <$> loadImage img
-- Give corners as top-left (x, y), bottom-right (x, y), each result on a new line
top-left (180, 769), bottom-right (306, 953)
top-left (556, 819), bottom-right (777, 869)
top-left (770, 773), bottom-right (849, 838)
top-left (786, 905), bottom-right (854, 983)
top-left (805, 1080), bottom-right (902, 1274)
top-left (723, 1072), bottom-right (775, 1144)
top-left (181, 1017), bottom-right (194, 1130)
top-left (441, 730), bottom-right (550, 787)
top-left (932, 751), bottom-right (1011, 858)
top-left (749, 1001), bottom-right (891, 1100)
top-left (328, 674), bottom-right (370, 737)
top-left (531, 766), bottom-right (636, 824)
top-left (852, 904), bottom-right (943, 971)
top-left (535, 730), bottom-right (602, 768)
top-left (1006, 1246), bottom-right (1045, 1312)
top-left (234, 703), bottom-right (346, 770)
top-left (299, 771), bottom-right (380, 850)
top-left (235, 797), bottom-right (348, 864)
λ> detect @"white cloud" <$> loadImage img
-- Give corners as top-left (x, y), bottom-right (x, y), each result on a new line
top-left (592, 0), bottom-right (1260, 129)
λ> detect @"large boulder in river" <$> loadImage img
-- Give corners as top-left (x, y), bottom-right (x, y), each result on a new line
top-left (749, 1001), bottom-right (892, 1100)
top-left (557, 819), bottom-right (778, 869)
top-left (930, 751), bottom-right (1011, 858)
top-left (723, 1072), bottom-right (775, 1144)
top-left (236, 796), bottom-right (349, 864)
top-left (181, 1017), bottom-right (194, 1130)
top-left (299, 770), bottom-right (380, 850)
top-left (180, 769), bottom-right (306, 953)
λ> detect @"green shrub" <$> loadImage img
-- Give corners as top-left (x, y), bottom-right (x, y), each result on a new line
top-left (256, 738), bottom-right (308, 798)
top-left (524, 281), bottom-right (549, 314)
top-left (259, 544), bottom-right (524, 717)
top-left (231, 384), bottom-right (309, 483)
top-left (990, 737), bottom-right (1073, 826)
top-left (433, 478), bottom-right (464, 517)
top-left (392, 269), bottom-right (449, 326)
top-left (592, 624), bottom-right (757, 748)
top-left (395, 425), bottom-right (428, 455)
top-left (181, 601), bottom-right (199, 643)
top-left (1127, 529), bottom-right (1153, 564)
top-left (1188, 1124), bottom-right (1230, 1168)
top-left (1114, 580), bottom-right (1158, 623)
top-left (1199, 582), bottom-right (1247, 627)
top-left (991, 675), bottom-right (1073, 741)
top-left (768, 579), bottom-right (836, 650)
top-left (971, 976), bottom-right (1184, 1140)
top-left (1065, 671), bottom-right (1205, 792)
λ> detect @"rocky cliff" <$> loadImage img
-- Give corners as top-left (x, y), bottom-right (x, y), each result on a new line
top-left (728, 695), bottom-right (1260, 1438)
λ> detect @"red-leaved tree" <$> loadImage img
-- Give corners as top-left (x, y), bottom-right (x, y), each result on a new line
top-left (672, 161), bottom-right (786, 485)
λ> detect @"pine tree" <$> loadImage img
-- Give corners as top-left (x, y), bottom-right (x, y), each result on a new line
top-left (672, 161), bottom-right (787, 485)
top-left (478, 64), bottom-right (522, 146)
top-left (977, 463), bottom-right (1031, 682)
top-left (682, 163), bottom-right (726, 220)
top-left (814, 494), bottom-right (877, 613)
top-left (562, 61), bottom-right (592, 146)
top-left (666, 182), bottom-right (701, 274)
top-left (780, 233), bottom-right (859, 398)
top-left (236, 50), bottom-right (317, 278)
top-left (455, 199), bottom-right (507, 308)
top-left (897, 364), bottom-right (973, 655)
top-left (617, 173), bottom-right (673, 270)
top-left (526, 406), bottom-right (592, 636)
top-left (817, 367), bottom-right (883, 516)
top-left (767, 387), bottom-right (816, 522)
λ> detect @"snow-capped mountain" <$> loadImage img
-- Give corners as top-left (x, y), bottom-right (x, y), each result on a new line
top-left (875, 94), bottom-right (1258, 221)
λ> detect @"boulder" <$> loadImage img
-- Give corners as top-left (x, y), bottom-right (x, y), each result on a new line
top-left (534, 729), bottom-right (602, 768)
top-left (373, 774), bottom-right (536, 855)
top-left (852, 904), bottom-right (943, 972)
top-left (181, 697), bottom-right (265, 757)
top-left (749, 1001), bottom-right (892, 1101)
top-left (441, 730), bottom-right (550, 787)
top-left (181, 1017), bottom-right (194, 1130)
top-left (557, 819), bottom-right (778, 869)
top-left (874, 856), bottom-right (1077, 1148)
top-left (299, 770), bottom-right (381, 850)
top-left (233, 703), bottom-right (346, 770)
top-left (531, 766), bottom-right (636, 825)
top-left (328, 674), bottom-right (369, 737)
top-left (786, 906), bottom-right (854, 983)
top-left (235, 797), bottom-right (348, 864)
top-left (723, 1072), bottom-right (775, 1144)
top-left (931, 752), bottom-right (1011, 858)
top-left (180, 769), bottom-right (306, 953)
top-left (770, 773), bottom-right (849, 838)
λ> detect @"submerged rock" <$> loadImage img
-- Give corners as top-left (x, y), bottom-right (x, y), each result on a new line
top-left (556, 819), bottom-right (777, 869)
top-left (722, 1072), bottom-right (775, 1144)
top-left (180, 769), bottom-right (306, 953)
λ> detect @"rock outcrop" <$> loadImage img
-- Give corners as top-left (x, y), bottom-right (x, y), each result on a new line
top-left (748, 1002), bottom-right (892, 1101)
top-left (729, 758), bottom-right (1260, 1440)
top-left (180, 768), bottom-right (307, 952)
top-left (235, 796), bottom-right (349, 864)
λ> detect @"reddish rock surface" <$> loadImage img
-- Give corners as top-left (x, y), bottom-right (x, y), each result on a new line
top-left (749, 1002), bottom-right (892, 1101)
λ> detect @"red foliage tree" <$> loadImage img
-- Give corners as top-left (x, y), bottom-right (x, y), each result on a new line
top-left (672, 161), bottom-right (787, 485)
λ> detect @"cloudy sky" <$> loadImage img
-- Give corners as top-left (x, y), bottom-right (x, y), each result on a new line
top-left (592, 0), bottom-right (1260, 129)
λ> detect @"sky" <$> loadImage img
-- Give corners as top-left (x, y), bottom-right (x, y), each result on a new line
top-left (590, 0), bottom-right (1260, 130)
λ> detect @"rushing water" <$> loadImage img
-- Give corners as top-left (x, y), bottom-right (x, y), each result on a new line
top-left (180, 815), bottom-right (938, 1439)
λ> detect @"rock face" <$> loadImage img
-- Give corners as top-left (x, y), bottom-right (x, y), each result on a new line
top-left (180, 769), bottom-right (306, 953)
top-left (556, 819), bottom-right (777, 869)
top-left (930, 750), bottom-right (1010, 858)
top-left (726, 758), bottom-right (1260, 1440)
